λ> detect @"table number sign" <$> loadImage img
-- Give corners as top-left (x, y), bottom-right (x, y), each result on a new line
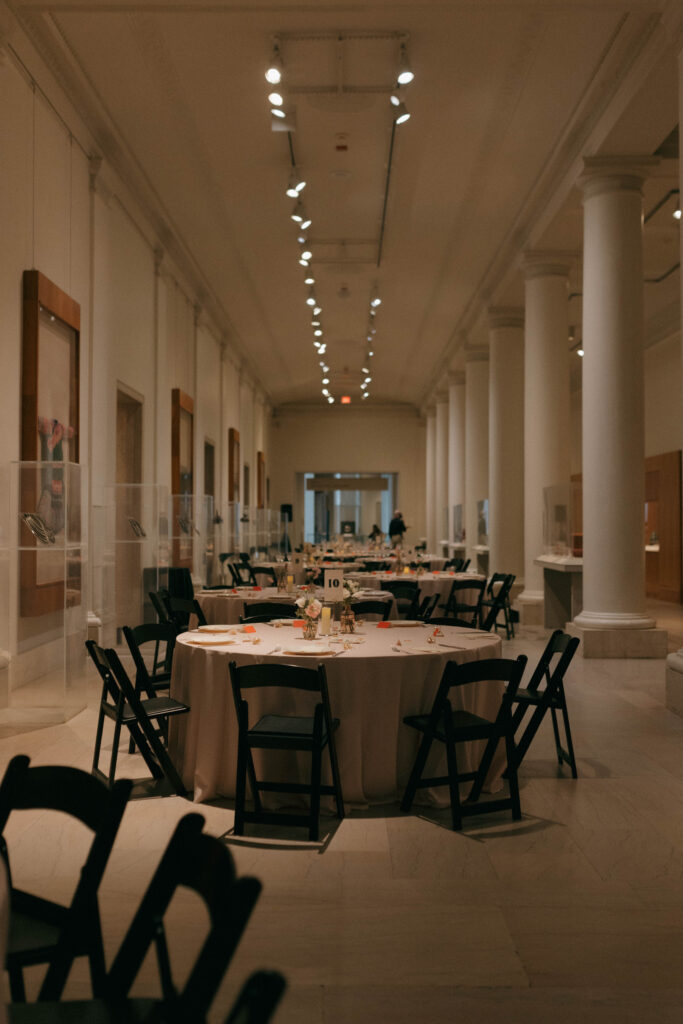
top-left (323, 569), bottom-right (344, 600)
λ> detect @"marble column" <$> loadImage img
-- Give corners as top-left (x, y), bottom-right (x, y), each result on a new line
top-left (425, 405), bottom-right (437, 551)
top-left (434, 391), bottom-right (449, 550)
top-left (518, 253), bottom-right (572, 625)
top-left (448, 372), bottom-right (466, 554)
top-left (488, 307), bottom-right (524, 582)
top-left (464, 348), bottom-right (489, 571)
top-left (570, 156), bottom-right (666, 658)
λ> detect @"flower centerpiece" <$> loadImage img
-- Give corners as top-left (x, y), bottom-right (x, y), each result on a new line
top-left (341, 579), bottom-right (359, 633)
top-left (296, 594), bottom-right (323, 640)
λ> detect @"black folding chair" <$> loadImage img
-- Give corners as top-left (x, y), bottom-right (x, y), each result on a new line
top-left (229, 660), bottom-right (344, 841)
top-left (163, 595), bottom-right (208, 632)
top-left (251, 566), bottom-right (278, 586)
top-left (508, 629), bottom-right (579, 777)
top-left (230, 562), bottom-right (258, 587)
top-left (380, 579), bottom-right (419, 618)
top-left (148, 588), bottom-right (171, 624)
top-left (415, 593), bottom-right (440, 620)
top-left (223, 970), bottom-right (287, 1024)
top-left (241, 601), bottom-right (298, 623)
top-left (480, 573), bottom-right (516, 637)
top-left (401, 656), bottom-right (527, 831)
top-left (123, 622), bottom-right (176, 696)
top-left (86, 641), bottom-right (189, 795)
top-left (0, 755), bottom-right (131, 1002)
top-left (8, 814), bottom-right (262, 1023)
top-left (442, 578), bottom-right (485, 625)
top-left (350, 598), bottom-right (391, 621)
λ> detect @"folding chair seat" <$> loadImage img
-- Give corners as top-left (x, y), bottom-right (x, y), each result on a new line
top-left (509, 629), bottom-right (579, 777)
top-left (8, 813), bottom-right (262, 1024)
top-left (480, 573), bottom-right (516, 637)
top-left (86, 641), bottom-right (190, 795)
top-left (401, 656), bottom-right (527, 831)
top-left (229, 661), bottom-right (344, 841)
top-left (442, 578), bottom-right (485, 625)
top-left (0, 755), bottom-right (131, 1002)
top-left (241, 601), bottom-right (297, 623)
top-left (163, 594), bottom-right (208, 632)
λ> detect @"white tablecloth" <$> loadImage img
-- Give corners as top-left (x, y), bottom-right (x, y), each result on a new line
top-left (196, 587), bottom-right (397, 625)
top-left (168, 622), bottom-right (503, 806)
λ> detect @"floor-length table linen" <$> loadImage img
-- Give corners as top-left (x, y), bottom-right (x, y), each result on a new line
top-left (168, 622), bottom-right (503, 806)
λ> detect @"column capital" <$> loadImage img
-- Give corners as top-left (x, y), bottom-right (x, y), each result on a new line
top-left (464, 345), bottom-right (489, 364)
top-left (487, 305), bottom-right (524, 330)
top-left (579, 156), bottom-right (660, 199)
top-left (521, 250), bottom-right (575, 280)
top-left (448, 371), bottom-right (465, 387)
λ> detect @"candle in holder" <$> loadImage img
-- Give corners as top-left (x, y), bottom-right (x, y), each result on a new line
top-left (286, 574), bottom-right (294, 593)
top-left (320, 606), bottom-right (331, 636)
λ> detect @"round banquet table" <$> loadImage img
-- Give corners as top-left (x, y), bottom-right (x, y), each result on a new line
top-left (346, 570), bottom-right (485, 607)
top-left (168, 621), bottom-right (503, 806)
top-left (195, 586), bottom-right (397, 626)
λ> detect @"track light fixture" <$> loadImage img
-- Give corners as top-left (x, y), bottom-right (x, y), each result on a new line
top-left (394, 101), bottom-right (410, 125)
top-left (306, 288), bottom-right (316, 306)
top-left (291, 199), bottom-right (305, 223)
top-left (300, 247), bottom-right (313, 261)
top-left (304, 275), bottom-right (315, 286)
top-left (286, 166), bottom-right (306, 198)
top-left (313, 305), bottom-right (322, 316)
top-left (370, 287), bottom-right (382, 308)
top-left (674, 201), bottom-right (681, 221)
top-left (268, 91), bottom-right (284, 108)
top-left (396, 42), bottom-right (414, 85)
top-left (265, 42), bottom-right (283, 84)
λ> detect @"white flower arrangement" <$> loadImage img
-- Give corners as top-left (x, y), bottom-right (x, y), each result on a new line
top-left (295, 595), bottom-right (323, 619)
top-left (342, 579), bottom-right (359, 604)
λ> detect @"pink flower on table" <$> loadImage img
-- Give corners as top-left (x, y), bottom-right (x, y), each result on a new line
top-left (305, 599), bottom-right (322, 619)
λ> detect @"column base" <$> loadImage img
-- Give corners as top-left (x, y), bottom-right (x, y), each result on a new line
top-left (516, 589), bottom-right (544, 627)
top-left (566, 622), bottom-right (668, 659)
top-left (665, 649), bottom-right (683, 717)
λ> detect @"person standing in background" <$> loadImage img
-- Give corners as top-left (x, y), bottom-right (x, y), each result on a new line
top-left (388, 510), bottom-right (407, 548)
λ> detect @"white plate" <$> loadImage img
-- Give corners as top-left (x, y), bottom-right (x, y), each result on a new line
top-left (391, 620), bottom-right (426, 627)
top-left (269, 618), bottom-right (301, 626)
top-left (185, 637), bottom-right (237, 647)
top-left (400, 643), bottom-right (440, 654)
top-left (197, 625), bottom-right (233, 633)
top-left (282, 642), bottom-right (335, 656)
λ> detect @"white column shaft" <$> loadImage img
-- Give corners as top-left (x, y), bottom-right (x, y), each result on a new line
top-left (488, 316), bottom-right (524, 578)
top-left (435, 396), bottom-right (449, 545)
top-left (448, 376), bottom-right (465, 549)
top-left (465, 356), bottom-right (489, 564)
top-left (523, 270), bottom-right (571, 601)
top-left (425, 408), bottom-right (437, 551)
top-left (576, 173), bottom-right (651, 628)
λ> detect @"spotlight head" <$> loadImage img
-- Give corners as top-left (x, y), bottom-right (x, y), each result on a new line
top-left (322, 377), bottom-right (329, 384)
top-left (318, 344), bottom-right (326, 354)
top-left (328, 396), bottom-right (335, 404)
top-left (301, 248), bottom-right (313, 261)
top-left (394, 101), bottom-right (410, 125)
top-left (286, 166), bottom-right (306, 198)
top-left (306, 288), bottom-right (316, 306)
top-left (322, 388), bottom-right (329, 396)
top-left (291, 199), bottom-right (305, 223)
top-left (304, 275), bottom-right (315, 285)
top-left (268, 91), bottom-right (284, 107)
top-left (313, 305), bottom-right (322, 316)
top-left (265, 45), bottom-right (283, 85)
top-left (674, 205), bottom-right (682, 221)
top-left (300, 216), bottom-right (312, 230)
top-left (314, 329), bottom-right (323, 337)
top-left (397, 43), bottom-right (414, 85)
top-left (271, 107), bottom-right (287, 120)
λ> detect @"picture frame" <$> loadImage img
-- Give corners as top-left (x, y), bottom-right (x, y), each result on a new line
top-left (171, 388), bottom-right (194, 568)
top-left (228, 427), bottom-right (240, 503)
top-left (20, 270), bottom-right (81, 617)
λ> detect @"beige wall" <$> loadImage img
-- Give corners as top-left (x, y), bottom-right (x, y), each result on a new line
top-left (269, 406), bottom-right (426, 548)
top-left (644, 333), bottom-right (682, 459)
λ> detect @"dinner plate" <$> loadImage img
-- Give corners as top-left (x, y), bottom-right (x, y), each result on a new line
top-left (197, 625), bottom-right (233, 633)
top-left (269, 618), bottom-right (299, 626)
top-left (186, 637), bottom-right (237, 647)
top-left (281, 642), bottom-right (335, 656)
top-left (390, 620), bottom-right (426, 627)
top-left (399, 643), bottom-right (441, 654)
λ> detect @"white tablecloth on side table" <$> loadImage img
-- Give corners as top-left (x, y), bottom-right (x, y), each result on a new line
top-left (168, 622), bottom-right (503, 806)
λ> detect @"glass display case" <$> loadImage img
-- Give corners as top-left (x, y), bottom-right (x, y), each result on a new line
top-left (543, 483), bottom-right (582, 557)
top-left (0, 461), bottom-right (87, 723)
top-left (97, 484), bottom-right (169, 648)
top-left (169, 493), bottom-right (213, 584)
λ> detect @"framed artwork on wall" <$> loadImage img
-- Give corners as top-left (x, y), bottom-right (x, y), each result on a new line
top-left (171, 388), bottom-right (194, 568)
top-left (228, 427), bottom-right (240, 503)
top-left (20, 270), bottom-right (81, 617)
top-left (257, 450), bottom-right (265, 510)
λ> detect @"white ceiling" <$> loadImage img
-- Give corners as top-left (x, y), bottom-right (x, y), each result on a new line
top-left (10, 0), bottom-right (681, 410)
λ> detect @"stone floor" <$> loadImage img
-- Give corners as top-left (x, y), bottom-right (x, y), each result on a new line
top-left (2, 603), bottom-right (683, 1022)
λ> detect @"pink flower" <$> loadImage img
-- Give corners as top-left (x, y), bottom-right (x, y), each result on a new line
top-left (305, 599), bottom-right (322, 619)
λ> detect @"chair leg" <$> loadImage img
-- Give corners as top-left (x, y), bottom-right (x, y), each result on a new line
top-left (309, 742), bottom-right (322, 842)
top-left (443, 714), bottom-right (462, 831)
top-left (108, 718), bottom-right (123, 787)
top-left (505, 729), bottom-right (522, 820)
top-left (91, 702), bottom-right (107, 777)
top-left (400, 730), bottom-right (434, 813)
top-left (234, 727), bottom-right (248, 836)
top-left (552, 687), bottom-right (578, 778)
top-left (510, 703), bottom-right (548, 774)
top-left (327, 733), bottom-right (345, 821)
top-left (467, 733), bottom-right (500, 803)
top-left (9, 965), bottom-right (26, 1003)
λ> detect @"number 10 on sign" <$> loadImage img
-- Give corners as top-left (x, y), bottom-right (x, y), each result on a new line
top-left (324, 570), bottom-right (344, 601)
